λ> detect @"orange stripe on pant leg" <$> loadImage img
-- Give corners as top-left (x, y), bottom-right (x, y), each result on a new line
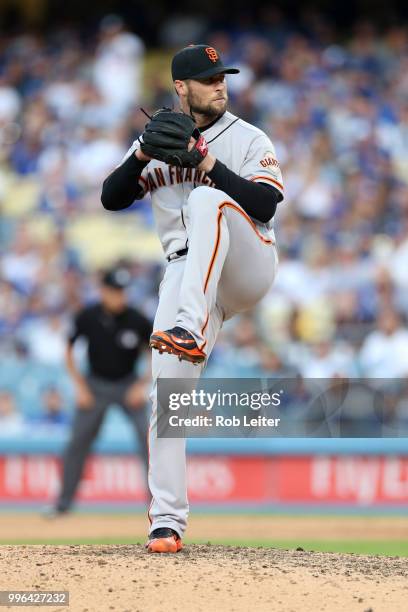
top-left (219, 202), bottom-right (274, 245)
top-left (199, 311), bottom-right (209, 351)
top-left (200, 211), bottom-right (223, 351)
top-left (203, 210), bottom-right (223, 293)
top-left (202, 201), bottom-right (273, 298)
top-left (147, 422), bottom-right (153, 526)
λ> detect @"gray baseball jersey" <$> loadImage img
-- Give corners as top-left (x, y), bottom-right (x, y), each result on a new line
top-left (122, 110), bottom-right (284, 258)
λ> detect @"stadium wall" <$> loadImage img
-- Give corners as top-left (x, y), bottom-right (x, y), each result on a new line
top-left (0, 439), bottom-right (407, 510)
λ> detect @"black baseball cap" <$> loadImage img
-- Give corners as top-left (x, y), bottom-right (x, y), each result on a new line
top-left (101, 267), bottom-right (131, 290)
top-left (171, 44), bottom-right (240, 81)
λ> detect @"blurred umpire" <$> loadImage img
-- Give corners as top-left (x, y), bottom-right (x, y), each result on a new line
top-left (49, 266), bottom-right (152, 515)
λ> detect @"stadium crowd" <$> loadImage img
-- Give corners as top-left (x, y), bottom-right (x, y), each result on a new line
top-left (2, 13), bottom-right (408, 431)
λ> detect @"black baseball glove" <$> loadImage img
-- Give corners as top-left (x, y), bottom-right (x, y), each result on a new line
top-left (140, 108), bottom-right (208, 168)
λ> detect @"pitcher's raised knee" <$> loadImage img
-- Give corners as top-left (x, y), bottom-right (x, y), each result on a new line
top-left (187, 186), bottom-right (227, 215)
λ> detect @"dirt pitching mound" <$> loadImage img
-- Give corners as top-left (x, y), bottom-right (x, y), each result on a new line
top-left (1, 544), bottom-right (407, 612)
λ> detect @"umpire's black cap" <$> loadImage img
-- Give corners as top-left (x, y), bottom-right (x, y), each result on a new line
top-left (102, 267), bottom-right (131, 290)
top-left (171, 44), bottom-right (240, 81)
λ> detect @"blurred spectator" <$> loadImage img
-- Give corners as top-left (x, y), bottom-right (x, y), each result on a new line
top-left (68, 126), bottom-right (126, 190)
top-left (18, 312), bottom-right (67, 366)
top-left (359, 309), bottom-right (408, 377)
top-left (300, 340), bottom-right (358, 378)
top-left (1, 225), bottom-right (41, 294)
top-left (0, 391), bottom-right (24, 435)
top-left (0, 77), bottom-right (21, 123)
top-left (217, 314), bottom-right (262, 373)
top-left (256, 343), bottom-right (299, 377)
top-left (31, 386), bottom-right (70, 427)
top-left (93, 15), bottom-right (145, 120)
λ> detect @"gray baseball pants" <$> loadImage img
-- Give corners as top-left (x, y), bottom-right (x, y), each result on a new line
top-left (148, 186), bottom-right (278, 537)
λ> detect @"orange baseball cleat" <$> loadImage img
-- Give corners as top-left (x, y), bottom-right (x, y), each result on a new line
top-left (149, 326), bottom-right (206, 364)
top-left (146, 527), bottom-right (183, 553)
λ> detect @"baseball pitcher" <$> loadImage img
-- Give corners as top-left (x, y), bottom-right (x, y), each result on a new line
top-left (101, 44), bottom-right (284, 553)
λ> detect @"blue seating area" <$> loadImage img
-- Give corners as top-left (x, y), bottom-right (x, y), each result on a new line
top-left (0, 357), bottom-right (75, 418)
top-left (1, 360), bottom-right (408, 453)
top-left (0, 359), bottom-right (143, 446)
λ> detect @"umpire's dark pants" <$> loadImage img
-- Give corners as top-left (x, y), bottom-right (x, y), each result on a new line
top-left (56, 374), bottom-right (149, 511)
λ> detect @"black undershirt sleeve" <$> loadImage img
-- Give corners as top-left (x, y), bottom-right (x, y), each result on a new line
top-left (206, 159), bottom-right (282, 223)
top-left (101, 153), bottom-right (281, 222)
top-left (101, 153), bottom-right (148, 211)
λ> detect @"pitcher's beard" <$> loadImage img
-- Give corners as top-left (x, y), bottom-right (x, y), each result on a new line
top-left (187, 93), bottom-right (227, 121)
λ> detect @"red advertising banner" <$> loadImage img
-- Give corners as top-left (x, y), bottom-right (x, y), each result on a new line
top-left (0, 455), bottom-right (408, 505)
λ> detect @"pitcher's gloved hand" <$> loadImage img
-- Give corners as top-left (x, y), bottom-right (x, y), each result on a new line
top-left (140, 108), bottom-right (208, 168)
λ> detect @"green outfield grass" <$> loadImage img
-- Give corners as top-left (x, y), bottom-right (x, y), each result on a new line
top-left (0, 537), bottom-right (407, 556)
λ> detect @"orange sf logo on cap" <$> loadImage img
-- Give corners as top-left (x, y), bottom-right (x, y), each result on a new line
top-left (205, 47), bottom-right (219, 63)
